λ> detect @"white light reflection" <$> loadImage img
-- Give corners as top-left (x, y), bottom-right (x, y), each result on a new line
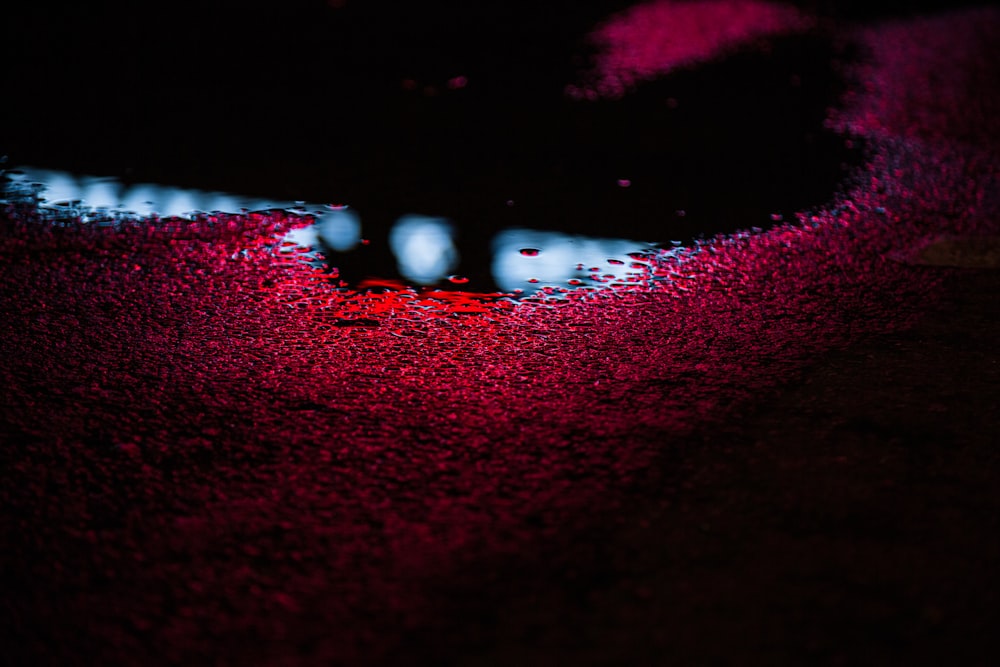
top-left (78, 176), bottom-right (121, 210)
top-left (2, 168), bottom-right (673, 296)
top-left (205, 193), bottom-right (243, 213)
top-left (1, 167), bottom-right (301, 218)
top-left (491, 228), bottom-right (653, 293)
top-left (3, 168), bottom-right (79, 205)
top-left (389, 215), bottom-right (458, 285)
top-left (47, 172), bottom-right (82, 204)
top-left (316, 207), bottom-right (362, 251)
top-left (120, 184), bottom-right (160, 217)
top-left (159, 189), bottom-right (202, 217)
top-left (282, 225), bottom-right (320, 249)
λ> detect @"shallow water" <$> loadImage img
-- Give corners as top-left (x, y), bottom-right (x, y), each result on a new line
top-left (2, 166), bottom-right (678, 294)
top-left (3, 0), bottom-right (860, 294)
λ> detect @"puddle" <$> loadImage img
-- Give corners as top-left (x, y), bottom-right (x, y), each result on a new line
top-left (3, 0), bottom-right (862, 297)
top-left (2, 5), bottom-right (998, 665)
top-left (2, 166), bottom-right (676, 296)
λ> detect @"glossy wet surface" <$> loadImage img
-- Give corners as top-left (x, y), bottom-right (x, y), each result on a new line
top-left (2, 2), bottom-right (999, 665)
top-left (4, 0), bottom-right (860, 294)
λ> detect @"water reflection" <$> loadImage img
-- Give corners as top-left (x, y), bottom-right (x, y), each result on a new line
top-left (3, 167), bottom-right (667, 296)
top-left (2, 167), bottom-right (298, 218)
top-left (492, 228), bottom-right (656, 293)
top-left (318, 207), bottom-right (362, 252)
top-left (389, 215), bottom-right (459, 285)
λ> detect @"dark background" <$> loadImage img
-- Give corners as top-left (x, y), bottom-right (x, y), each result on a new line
top-left (2, 5), bottom-right (997, 664)
top-left (0, 0), bottom-right (975, 248)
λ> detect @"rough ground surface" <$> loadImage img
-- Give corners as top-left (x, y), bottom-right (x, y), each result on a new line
top-left (2, 5), bottom-right (998, 667)
top-left (439, 267), bottom-right (1000, 667)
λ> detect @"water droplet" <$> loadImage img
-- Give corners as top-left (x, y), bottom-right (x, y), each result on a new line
top-left (519, 248), bottom-right (540, 257)
top-left (617, 178), bottom-right (631, 188)
top-left (447, 275), bottom-right (469, 284)
top-left (607, 259), bottom-right (625, 265)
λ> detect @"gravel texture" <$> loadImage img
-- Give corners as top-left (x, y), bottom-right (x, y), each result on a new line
top-left (2, 5), bottom-right (997, 666)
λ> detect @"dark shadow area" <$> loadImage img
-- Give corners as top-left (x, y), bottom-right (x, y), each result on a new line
top-left (322, 28), bottom-right (863, 289)
top-left (809, 0), bottom-right (988, 20)
top-left (2, 5), bottom-right (997, 666)
top-left (4, 0), bottom-right (961, 290)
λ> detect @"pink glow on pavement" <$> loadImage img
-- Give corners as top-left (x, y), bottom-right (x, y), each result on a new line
top-left (2, 7), bottom-right (999, 665)
top-left (827, 9), bottom-right (1000, 146)
top-left (569, 0), bottom-right (813, 99)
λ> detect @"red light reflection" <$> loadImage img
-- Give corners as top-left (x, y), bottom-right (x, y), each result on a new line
top-left (2, 6), bottom-right (998, 665)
